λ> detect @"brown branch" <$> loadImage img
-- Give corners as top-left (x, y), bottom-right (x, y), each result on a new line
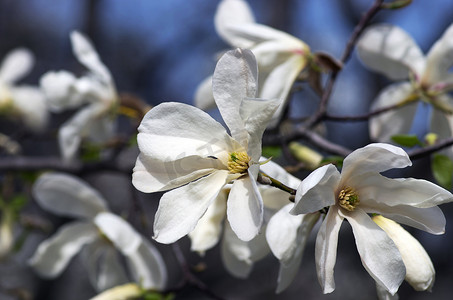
top-left (408, 137), bottom-right (453, 160)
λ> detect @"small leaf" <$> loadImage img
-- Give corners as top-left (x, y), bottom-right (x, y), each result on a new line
top-left (321, 156), bottom-right (344, 168)
top-left (391, 134), bottom-right (423, 147)
top-left (381, 0), bottom-right (412, 9)
top-left (81, 143), bottom-right (102, 162)
top-left (262, 146), bottom-right (282, 159)
top-left (432, 154), bottom-right (453, 190)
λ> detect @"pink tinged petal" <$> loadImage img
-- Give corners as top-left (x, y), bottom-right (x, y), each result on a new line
top-left (315, 206), bottom-right (343, 294)
top-left (153, 170), bottom-right (231, 244)
top-left (137, 102), bottom-right (236, 162)
top-left (355, 173), bottom-right (453, 208)
top-left (424, 23), bottom-right (453, 84)
top-left (94, 212), bottom-right (167, 290)
top-left (221, 223), bottom-right (269, 278)
top-left (259, 158), bottom-right (301, 189)
top-left (33, 172), bottom-right (108, 219)
top-left (341, 143), bottom-right (411, 184)
top-left (343, 209), bottom-right (405, 295)
top-left (227, 172), bottom-right (264, 242)
top-left (240, 97), bottom-right (282, 160)
top-left (357, 24), bottom-right (425, 80)
top-left (189, 190), bottom-right (227, 255)
top-left (212, 48), bottom-right (258, 145)
top-left (28, 222), bottom-right (98, 278)
top-left (0, 48), bottom-right (34, 84)
top-left (373, 216), bottom-right (435, 292)
top-left (194, 75), bottom-right (216, 110)
top-left (10, 86), bottom-right (49, 132)
top-left (369, 82), bottom-right (418, 142)
top-left (132, 153), bottom-right (220, 193)
top-left (261, 55), bottom-right (307, 128)
top-left (291, 164), bottom-right (340, 215)
top-left (214, 0), bottom-right (256, 48)
top-left (70, 31), bottom-right (112, 84)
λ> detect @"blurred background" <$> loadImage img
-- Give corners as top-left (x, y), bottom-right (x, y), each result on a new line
top-left (1, 0), bottom-right (453, 299)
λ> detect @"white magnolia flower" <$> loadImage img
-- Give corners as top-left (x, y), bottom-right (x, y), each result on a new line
top-left (291, 143), bottom-right (453, 295)
top-left (195, 0), bottom-right (310, 127)
top-left (357, 24), bottom-right (453, 142)
top-left (29, 173), bottom-right (167, 292)
top-left (40, 31), bottom-right (118, 160)
top-left (373, 215), bottom-right (435, 295)
top-left (0, 48), bottom-right (48, 131)
top-left (133, 48), bottom-right (281, 244)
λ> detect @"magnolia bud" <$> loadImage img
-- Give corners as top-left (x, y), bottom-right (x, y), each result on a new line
top-left (289, 142), bottom-right (323, 170)
top-left (90, 283), bottom-right (142, 300)
top-left (372, 215), bottom-right (435, 291)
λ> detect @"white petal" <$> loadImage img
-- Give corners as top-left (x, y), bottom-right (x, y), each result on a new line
top-left (137, 102), bottom-right (237, 162)
top-left (373, 215), bottom-right (435, 292)
top-left (376, 283), bottom-right (399, 300)
top-left (341, 143), bottom-right (411, 184)
top-left (212, 48), bottom-right (257, 145)
top-left (315, 206), bottom-right (343, 294)
top-left (214, 0), bottom-right (256, 48)
top-left (132, 153), bottom-right (220, 193)
top-left (189, 190), bottom-right (227, 254)
top-left (227, 173), bottom-right (263, 241)
top-left (344, 209), bottom-right (405, 295)
top-left (357, 24), bottom-right (425, 80)
top-left (259, 158), bottom-right (301, 189)
top-left (240, 97), bottom-right (281, 160)
top-left (33, 172), bottom-right (108, 219)
top-left (356, 173), bottom-right (453, 208)
top-left (70, 31), bottom-right (112, 84)
top-left (89, 284), bottom-right (142, 300)
top-left (369, 83), bottom-right (418, 142)
top-left (153, 170), bottom-right (231, 244)
top-left (0, 48), bottom-right (34, 84)
top-left (10, 86), bottom-right (49, 131)
top-left (430, 95), bottom-right (453, 139)
top-left (424, 23), bottom-right (453, 84)
top-left (291, 164), bottom-right (340, 215)
top-left (28, 222), bottom-right (98, 278)
top-left (194, 75), bottom-right (216, 110)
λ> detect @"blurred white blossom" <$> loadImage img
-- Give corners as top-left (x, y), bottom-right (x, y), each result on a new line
top-left (195, 0), bottom-right (310, 127)
top-left (40, 31), bottom-right (118, 161)
top-left (291, 143), bottom-right (453, 295)
top-left (0, 48), bottom-right (48, 131)
top-left (29, 172), bottom-right (167, 292)
top-left (357, 24), bottom-right (453, 142)
top-left (133, 49), bottom-right (281, 244)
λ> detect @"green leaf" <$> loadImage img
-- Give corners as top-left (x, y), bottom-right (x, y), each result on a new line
top-left (261, 146), bottom-right (282, 159)
top-left (432, 154), bottom-right (453, 190)
top-left (390, 134), bottom-right (423, 147)
top-left (81, 143), bottom-right (102, 162)
top-left (321, 156), bottom-right (344, 168)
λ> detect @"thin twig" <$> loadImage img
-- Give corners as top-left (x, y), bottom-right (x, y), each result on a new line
top-left (408, 137), bottom-right (453, 160)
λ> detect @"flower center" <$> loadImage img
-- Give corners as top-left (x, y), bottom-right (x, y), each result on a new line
top-left (228, 151), bottom-right (251, 174)
top-left (338, 186), bottom-right (360, 211)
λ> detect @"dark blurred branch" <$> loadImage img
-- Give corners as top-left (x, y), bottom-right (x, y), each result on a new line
top-left (408, 137), bottom-right (453, 160)
top-left (324, 101), bottom-right (411, 122)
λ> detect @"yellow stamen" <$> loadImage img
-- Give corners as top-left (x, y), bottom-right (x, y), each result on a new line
top-left (338, 186), bottom-right (359, 211)
top-left (228, 151), bottom-right (251, 174)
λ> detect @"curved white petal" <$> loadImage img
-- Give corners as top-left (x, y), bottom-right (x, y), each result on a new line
top-left (212, 48), bottom-right (257, 145)
top-left (430, 94), bottom-right (453, 139)
top-left (227, 172), bottom-right (263, 241)
top-left (132, 153), bottom-right (220, 193)
top-left (240, 97), bottom-right (281, 160)
top-left (89, 284), bottom-right (142, 300)
top-left (259, 158), bottom-right (301, 189)
top-left (153, 170), bottom-right (230, 244)
top-left (214, 0), bottom-right (256, 48)
top-left (315, 206), bottom-right (343, 294)
top-left (424, 23), bottom-right (453, 84)
top-left (369, 82), bottom-right (418, 142)
top-left (33, 172), bottom-right (108, 219)
top-left (376, 283), bottom-right (399, 300)
top-left (0, 48), bottom-right (34, 84)
top-left (357, 24), bottom-right (425, 80)
top-left (194, 75), bottom-right (216, 110)
top-left (355, 173), bottom-right (453, 208)
top-left (137, 102), bottom-right (236, 162)
top-left (189, 190), bottom-right (227, 254)
top-left (70, 31), bottom-right (112, 84)
top-left (341, 143), bottom-right (411, 184)
top-left (343, 209), bottom-right (405, 295)
top-left (28, 222), bottom-right (98, 278)
top-left (10, 86), bottom-right (49, 131)
top-left (291, 164), bottom-right (340, 215)
top-left (373, 216), bottom-right (435, 292)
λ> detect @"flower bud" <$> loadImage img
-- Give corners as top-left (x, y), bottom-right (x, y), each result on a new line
top-left (373, 215), bottom-right (435, 291)
top-left (90, 283), bottom-right (142, 300)
top-left (289, 142), bottom-right (323, 170)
